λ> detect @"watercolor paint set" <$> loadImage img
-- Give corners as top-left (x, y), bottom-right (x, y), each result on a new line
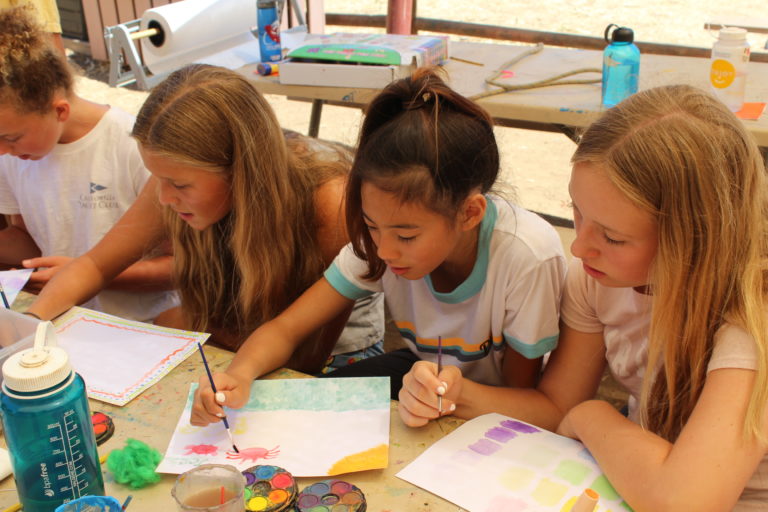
top-left (240, 465), bottom-right (366, 512)
top-left (241, 465), bottom-right (297, 511)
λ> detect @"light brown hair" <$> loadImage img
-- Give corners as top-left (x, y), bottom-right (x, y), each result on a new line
top-left (133, 64), bottom-right (349, 348)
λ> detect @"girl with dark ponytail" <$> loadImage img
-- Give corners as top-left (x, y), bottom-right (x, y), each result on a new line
top-left (192, 68), bottom-right (566, 429)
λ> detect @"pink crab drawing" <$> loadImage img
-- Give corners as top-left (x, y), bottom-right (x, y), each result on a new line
top-left (184, 444), bottom-right (219, 456)
top-left (226, 445), bottom-right (280, 463)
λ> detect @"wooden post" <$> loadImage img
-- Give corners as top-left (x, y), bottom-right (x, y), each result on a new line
top-left (386, 0), bottom-right (415, 35)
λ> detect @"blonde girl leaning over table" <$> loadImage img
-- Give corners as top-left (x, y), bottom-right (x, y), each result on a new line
top-left (28, 64), bottom-right (384, 372)
top-left (0, 6), bottom-right (177, 322)
top-left (430, 85), bottom-right (766, 511)
top-left (191, 68), bottom-right (566, 426)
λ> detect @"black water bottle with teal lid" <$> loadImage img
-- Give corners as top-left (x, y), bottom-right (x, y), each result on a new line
top-left (0, 322), bottom-right (104, 511)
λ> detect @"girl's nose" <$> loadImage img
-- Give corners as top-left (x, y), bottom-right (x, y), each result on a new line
top-left (570, 224), bottom-right (598, 260)
top-left (376, 234), bottom-right (399, 262)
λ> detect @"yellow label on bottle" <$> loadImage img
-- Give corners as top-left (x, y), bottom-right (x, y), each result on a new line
top-left (710, 59), bottom-right (736, 89)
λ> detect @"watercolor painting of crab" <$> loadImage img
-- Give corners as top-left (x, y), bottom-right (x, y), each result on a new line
top-left (225, 445), bottom-right (280, 464)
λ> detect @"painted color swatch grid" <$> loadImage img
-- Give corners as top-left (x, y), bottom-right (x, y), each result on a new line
top-left (397, 413), bottom-right (633, 512)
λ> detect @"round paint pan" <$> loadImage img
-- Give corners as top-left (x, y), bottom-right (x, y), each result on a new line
top-left (241, 464), bottom-right (298, 512)
top-left (295, 479), bottom-right (367, 512)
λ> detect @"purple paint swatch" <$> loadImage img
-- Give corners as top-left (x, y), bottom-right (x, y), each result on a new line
top-left (468, 438), bottom-right (501, 456)
top-left (500, 419), bottom-right (540, 434)
top-left (485, 426), bottom-right (518, 443)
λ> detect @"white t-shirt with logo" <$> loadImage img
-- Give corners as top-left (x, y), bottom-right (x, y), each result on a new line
top-left (0, 107), bottom-right (178, 321)
top-left (325, 197), bottom-right (567, 386)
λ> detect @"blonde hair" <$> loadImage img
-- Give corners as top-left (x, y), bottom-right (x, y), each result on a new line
top-left (133, 64), bottom-right (349, 349)
top-left (573, 84), bottom-right (768, 442)
top-left (0, 5), bottom-right (72, 113)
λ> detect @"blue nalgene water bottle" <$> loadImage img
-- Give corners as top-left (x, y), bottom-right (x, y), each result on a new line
top-left (601, 24), bottom-right (640, 108)
top-left (257, 0), bottom-right (282, 62)
top-left (0, 322), bottom-right (104, 512)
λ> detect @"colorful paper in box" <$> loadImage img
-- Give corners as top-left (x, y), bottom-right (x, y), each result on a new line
top-left (287, 32), bottom-right (449, 66)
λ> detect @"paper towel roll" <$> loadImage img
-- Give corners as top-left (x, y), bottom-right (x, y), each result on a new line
top-left (140, 0), bottom-right (262, 76)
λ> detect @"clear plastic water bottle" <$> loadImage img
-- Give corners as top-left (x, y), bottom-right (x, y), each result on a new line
top-left (710, 27), bottom-right (750, 112)
top-left (602, 24), bottom-right (640, 108)
top-left (0, 322), bottom-right (104, 512)
top-left (257, 0), bottom-right (282, 63)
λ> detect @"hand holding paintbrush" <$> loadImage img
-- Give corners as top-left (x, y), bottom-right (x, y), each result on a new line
top-left (197, 343), bottom-right (239, 453)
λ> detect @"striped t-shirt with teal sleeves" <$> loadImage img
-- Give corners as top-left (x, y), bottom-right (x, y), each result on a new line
top-left (324, 196), bottom-right (567, 386)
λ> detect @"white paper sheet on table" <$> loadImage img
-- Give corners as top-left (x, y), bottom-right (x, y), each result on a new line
top-left (157, 377), bottom-right (390, 477)
top-left (397, 413), bottom-right (632, 512)
top-left (54, 307), bottom-right (209, 406)
top-left (0, 269), bottom-right (33, 307)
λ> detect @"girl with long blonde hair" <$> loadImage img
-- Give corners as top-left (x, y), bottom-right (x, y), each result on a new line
top-left (454, 84), bottom-right (768, 511)
top-left (29, 64), bottom-right (383, 372)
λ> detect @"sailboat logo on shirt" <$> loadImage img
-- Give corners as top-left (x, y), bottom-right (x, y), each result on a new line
top-left (89, 182), bottom-right (107, 194)
top-left (79, 183), bottom-right (117, 210)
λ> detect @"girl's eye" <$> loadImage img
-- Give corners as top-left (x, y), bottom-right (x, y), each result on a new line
top-left (173, 183), bottom-right (188, 190)
top-left (604, 234), bottom-right (625, 245)
top-left (398, 235), bottom-right (416, 243)
top-left (365, 224), bottom-right (377, 232)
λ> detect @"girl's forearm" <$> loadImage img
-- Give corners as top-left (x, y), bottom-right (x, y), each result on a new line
top-left (106, 255), bottom-right (174, 291)
top-left (455, 378), bottom-right (567, 430)
top-left (27, 256), bottom-right (107, 319)
top-left (566, 400), bottom-right (685, 512)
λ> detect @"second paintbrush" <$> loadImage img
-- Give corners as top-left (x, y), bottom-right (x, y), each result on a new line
top-left (437, 335), bottom-right (443, 414)
top-left (197, 342), bottom-right (239, 453)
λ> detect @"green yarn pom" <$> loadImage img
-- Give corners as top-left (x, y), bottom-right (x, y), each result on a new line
top-left (107, 438), bottom-right (163, 489)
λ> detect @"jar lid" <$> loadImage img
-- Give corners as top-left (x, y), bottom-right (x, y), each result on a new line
top-left (2, 322), bottom-right (72, 393)
top-left (718, 27), bottom-right (748, 40)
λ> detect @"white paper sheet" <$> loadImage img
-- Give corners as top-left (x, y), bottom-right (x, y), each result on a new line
top-left (397, 413), bottom-right (632, 512)
top-left (157, 377), bottom-right (390, 477)
top-left (54, 307), bottom-right (209, 406)
top-left (0, 269), bottom-right (33, 308)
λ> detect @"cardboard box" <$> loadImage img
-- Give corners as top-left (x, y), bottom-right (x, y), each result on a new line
top-left (279, 32), bottom-right (450, 88)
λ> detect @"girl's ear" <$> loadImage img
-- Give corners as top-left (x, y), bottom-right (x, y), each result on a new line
top-left (52, 98), bottom-right (70, 123)
top-left (460, 193), bottom-right (486, 231)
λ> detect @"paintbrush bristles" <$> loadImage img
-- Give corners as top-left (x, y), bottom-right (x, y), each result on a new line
top-left (226, 429), bottom-right (239, 453)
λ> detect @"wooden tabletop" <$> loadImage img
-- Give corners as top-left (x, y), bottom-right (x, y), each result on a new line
top-left (0, 344), bottom-right (465, 511)
top-left (241, 40), bottom-right (768, 148)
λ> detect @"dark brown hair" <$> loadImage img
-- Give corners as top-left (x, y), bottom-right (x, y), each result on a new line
top-left (346, 67), bottom-right (500, 279)
top-left (0, 6), bottom-right (72, 113)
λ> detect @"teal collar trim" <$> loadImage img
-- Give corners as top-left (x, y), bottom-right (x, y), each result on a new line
top-left (425, 198), bottom-right (497, 304)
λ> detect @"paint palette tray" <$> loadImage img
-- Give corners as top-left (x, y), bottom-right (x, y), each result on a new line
top-left (242, 465), bottom-right (297, 511)
top-left (295, 479), bottom-right (367, 511)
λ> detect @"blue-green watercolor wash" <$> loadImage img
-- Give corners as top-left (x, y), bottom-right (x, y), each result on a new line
top-left (185, 377), bottom-right (390, 412)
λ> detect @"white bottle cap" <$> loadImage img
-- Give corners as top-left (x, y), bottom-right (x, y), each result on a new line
top-left (2, 322), bottom-right (72, 394)
top-left (718, 27), bottom-right (748, 41)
